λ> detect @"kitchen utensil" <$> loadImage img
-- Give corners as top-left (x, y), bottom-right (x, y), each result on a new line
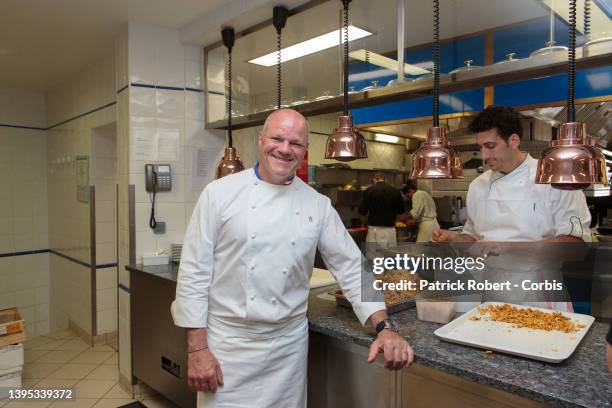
top-left (360, 80), bottom-right (380, 91)
top-left (449, 59), bottom-right (481, 74)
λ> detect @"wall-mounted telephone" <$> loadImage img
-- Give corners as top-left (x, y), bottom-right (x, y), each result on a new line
top-left (145, 164), bottom-right (172, 192)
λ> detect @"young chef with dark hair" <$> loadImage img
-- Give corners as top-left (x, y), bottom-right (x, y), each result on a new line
top-left (432, 106), bottom-right (591, 311)
top-left (172, 109), bottom-right (413, 407)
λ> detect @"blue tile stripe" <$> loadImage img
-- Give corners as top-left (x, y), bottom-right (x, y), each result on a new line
top-left (0, 123), bottom-right (47, 131)
top-left (130, 83), bottom-right (204, 93)
top-left (208, 90), bottom-right (224, 96)
top-left (118, 283), bottom-right (131, 293)
top-left (0, 249), bottom-right (116, 269)
top-left (117, 84), bottom-right (129, 94)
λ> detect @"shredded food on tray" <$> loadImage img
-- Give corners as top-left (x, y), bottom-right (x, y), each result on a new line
top-left (476, 304), bottom-right (585, 333)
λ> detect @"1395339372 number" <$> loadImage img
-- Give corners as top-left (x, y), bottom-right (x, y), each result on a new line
top-left (7, 388), bottom-right (74, 400)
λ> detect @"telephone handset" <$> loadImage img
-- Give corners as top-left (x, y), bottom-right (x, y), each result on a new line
top-left (145, 164), bottom-right (172, 192)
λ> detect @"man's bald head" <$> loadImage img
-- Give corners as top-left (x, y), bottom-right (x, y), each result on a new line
top-left (262, 109), bottom-right (310, 139)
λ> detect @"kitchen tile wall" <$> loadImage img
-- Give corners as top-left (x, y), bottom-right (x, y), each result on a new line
top-left (46, 52), bottom-right (117, 338)
top-left (0, 87), bottom-right (50, 337)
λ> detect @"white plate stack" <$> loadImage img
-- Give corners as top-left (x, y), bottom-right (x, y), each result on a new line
top-left (0, 344), bottom-right (24, 397)
top-left (171, 244), bottom-right (183, 263)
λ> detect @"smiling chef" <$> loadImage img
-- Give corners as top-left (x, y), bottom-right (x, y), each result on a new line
top-left (171, 109), bottom-right (413, 407)
top-left (432, 106), bottom-right (592, 311)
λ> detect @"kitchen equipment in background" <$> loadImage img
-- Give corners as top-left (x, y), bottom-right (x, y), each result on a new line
top-left (314, 90), bottom-right (334, 101)
top-left (171, 244), bottom-right (183, 263)
top-left (530, 0), bottom-right (568, 58)
top-left (273, 6), bottom-right (289, 110)
top-left (324, 0), bottom-right (368, 162)
top-left (360, 80), bottom-right (380, 91)
top-left (409, 0), bottom-right (463, 180)
top-left (216, 27), bottom-right (245, 179)
top-left (535, 0), bottom-right (607, 189)
top-left (494, 52), bottom-right (521, 64)
top-left (448, 59), bottom-right (481, 74)
top-left (582, 0), bottom-right (612, 48)
top-left (290, 97), bottom-right (310, 106)
top-left (434, 302), bottom-right (595, 363)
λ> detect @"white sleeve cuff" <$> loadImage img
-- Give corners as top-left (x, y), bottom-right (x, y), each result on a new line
top-left (171, 298), bottom-right (208, 328)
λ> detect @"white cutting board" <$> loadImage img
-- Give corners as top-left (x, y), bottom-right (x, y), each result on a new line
top-left (434, 302), bottom-right (595, 363)
top-left (310, 268), bottom-right (336, 289)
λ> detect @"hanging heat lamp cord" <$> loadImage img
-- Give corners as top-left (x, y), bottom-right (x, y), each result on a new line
top-left (432, 0), bottom-right (440, 127)
top-left (277, 31), bottom-right (282, 109)
top-left (227, 48), bottom-right (233, 148)
top-left (568, 0), bottom-right (576, 122)
top-left (583, 0), bottom-right (591, 39)
top-left (342, 0), bottom-right (350, 116)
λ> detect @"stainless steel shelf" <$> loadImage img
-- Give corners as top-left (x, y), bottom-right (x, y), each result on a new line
top-left (207, 42), bottom-right (612, 130)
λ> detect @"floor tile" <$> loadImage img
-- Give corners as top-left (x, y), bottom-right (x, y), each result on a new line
top-left (0, 398), bottom-right (8, 408)
top-left (101, 384), bottom-right (131, 399)
top-left (55, 339), bottom-right (90, 352)
top-left (48, 400), bottom-right (97, 408)
top-left (34, 379), bottom-right (79, 389)
top-left (30, 340), bottom-right (70, 352)
top-left (47, 364), bottom-right (97, 380)
top-left (141, 397), bottom-right (179, 408)
top-left (45, 330), bottom-right (76, 341)
top-left (73, 380), bottom-right (115, 399)
top-left (85, 365), bottom-right (119, 381)
top-left (36, 350), bottom-right (82, 364)
top-left (90, 344), bottom-right (114, 353)
top-left (21, 380), bottom-right (39, 389)
top-left (23, 337), bottom-right (54, 350)
top-left (3, 401), bottom-right (52, 408)
top-left (100, 354), bottom-right (117, 366)
top-left (91, 399), bottom-right (135, 408)
top-left (22, 363), bottom-right (62, 379)
top-left (24, 350), bottom-right (49, 364)
top-left (71, 351), bottom-right (114, 365)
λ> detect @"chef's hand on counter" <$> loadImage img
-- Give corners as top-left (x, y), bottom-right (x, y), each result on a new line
top-left (186, 328), bottom-right (224, 393)
top-left (432, 228), bottom-right (475, 243)
top-left (367, 311), bottom-right (414, 370)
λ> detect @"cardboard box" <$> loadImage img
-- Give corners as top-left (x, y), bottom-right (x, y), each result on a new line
top-left (0, 308), bottom-right (27, 348)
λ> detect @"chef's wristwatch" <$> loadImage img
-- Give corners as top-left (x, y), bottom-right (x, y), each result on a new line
top-left (375, 319), bottom-right (399, 335)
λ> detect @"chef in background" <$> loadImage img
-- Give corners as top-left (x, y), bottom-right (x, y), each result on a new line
top-left (172, 109), bottom-right (413, 408)
top-left (400, 181), bottom-right (439, 242)
top-left (358, 172), bottom-right (405, 248)
top-left (432, 106), bottom-right (591, 311)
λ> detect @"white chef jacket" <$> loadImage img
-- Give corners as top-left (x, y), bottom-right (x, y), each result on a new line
top-left (171, 168), bottom-right (385, 329)
top-left (462, 154), bottom-right (591, 242)
top-left (410, 190), bottom-right (439, 242)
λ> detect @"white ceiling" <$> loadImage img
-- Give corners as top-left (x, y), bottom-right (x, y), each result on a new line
top-left (0, 0), bottom-right (294, 91)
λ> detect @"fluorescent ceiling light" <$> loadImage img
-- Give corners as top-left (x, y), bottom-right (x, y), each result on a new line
top-left (539, 0), bottom-right (611, 36)
top-left (248, 26), bottom-right (372, 67)
top-left (349, 49), bottom-right (430, 75)
top-left (375, 134), bottom-right (400, 144)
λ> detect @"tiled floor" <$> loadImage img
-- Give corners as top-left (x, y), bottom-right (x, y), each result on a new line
top-left (1, 329), bottom-right (179, 408)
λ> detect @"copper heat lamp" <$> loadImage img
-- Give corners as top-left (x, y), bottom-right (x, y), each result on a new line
top-left (324, 0), bottom-right (367, 161)
top-left (409, 0), bottom-right (462, 179)
top-left (535, 0), bottom-right (607, 189)
top-left (216, 27), bottom-right (245, 179)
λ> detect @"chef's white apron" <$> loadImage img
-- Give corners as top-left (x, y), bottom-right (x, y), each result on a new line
top-left (474, 176), bottom-right (573, 312)
top-left (417, 218), bottom-right (439, 242)
top-left (199, 315), bottom-right (308, 408)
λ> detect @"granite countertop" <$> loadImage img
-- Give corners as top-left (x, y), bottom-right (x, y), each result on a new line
top-left (128, 264), bottom-right (611, 408)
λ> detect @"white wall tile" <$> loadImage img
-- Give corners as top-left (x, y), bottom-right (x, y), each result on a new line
top-left (185, 92), bottom-right (203, 121)
top-left (156, 58), bottom-right (185, 88)
top-left (185, 62), bottom-right (202, 89)
top-left (97, 287), bottom-right (117, 311)
top-left (155, 89), bottom-right (184, 119)
top-left (130, 87), bottom-right (156, 117)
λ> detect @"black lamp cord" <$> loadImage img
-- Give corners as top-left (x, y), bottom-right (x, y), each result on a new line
top-left (227, 48), bottom-right (233, 147)
top-left (433, 0), bottom-right (440, 127)
top-left (342, 0), bottom-right (350, 116)
top-left (584, 0), bottom-right (591, 40)
top-left (568, 0), bottom-right (576, 123)
top-left (149, 191), bottom-right (157, 229)
top-left (277, 30), bottom-right (282, 109)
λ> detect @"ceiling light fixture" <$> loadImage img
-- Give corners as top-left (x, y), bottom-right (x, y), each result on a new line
top-left (374, 134), bottom-right (400, 144)
top-left (324, 0), bottom-right (368, 162)
top-left (535, 0), bottom-right (607, 189)
top-left (349, 49), bottom-right (430, 76)
top-left (216, 27), bottom-right (245, 179)
top-left (409, 0), bottom-right (463, 180)
top-left (248, 25), bottom-right (372, 67)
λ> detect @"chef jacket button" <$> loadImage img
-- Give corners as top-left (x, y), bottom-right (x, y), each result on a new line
top-left (250, 295), bottom-right (255, 300)
top-left (295, 211), bottom-right (300, 215)
top-left (254, 182), bottom-right (258, 186)
top-left (251, 205), bottom-right (256, 210)
top-left (250, 264), bottom-right (255, 270)
top-left (271, 298), bottom-right (277, 304)
top-left (282, 269), bottom-right (287, 275)
top-left (251, 234), bottom-right (256, 239)
top-left (291, 240), bottom-right (295, 245)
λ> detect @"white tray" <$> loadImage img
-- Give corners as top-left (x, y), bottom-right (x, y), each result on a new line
top-left (434, 302), bottom-right (595, 363)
